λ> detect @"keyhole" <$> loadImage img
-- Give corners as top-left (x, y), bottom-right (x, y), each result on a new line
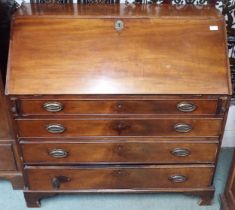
top-left (115, 20), bottom-right (124, 31)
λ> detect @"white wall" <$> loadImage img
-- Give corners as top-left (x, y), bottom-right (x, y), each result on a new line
top-left (222, 102), bottom-right (235, 147)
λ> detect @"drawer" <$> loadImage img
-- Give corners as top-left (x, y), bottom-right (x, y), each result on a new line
top-left (21, 141), bottom-right (218, 164)
top-left (16, 118), bottom-right (223, 138)
top-left (0, 143), bottom-right (16, 171)
top-left (25, 165), bottom-right (214, 191)
top-left (19, 99), bottom-right (218, 116)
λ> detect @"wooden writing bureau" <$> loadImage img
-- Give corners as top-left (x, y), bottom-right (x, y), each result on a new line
top-left (6, 3), bottom-right (232, 207)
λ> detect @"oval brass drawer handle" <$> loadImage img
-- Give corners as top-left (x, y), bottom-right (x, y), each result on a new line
top-left (168, 175), bottom-right (187, 183)
top-left (52, 176), bottom-right (71, 189)
top-left (46, 124), bottom-right (65, 134)
top-left (171, 148), bottom-right (191, 157)
top-left (49, 149), bottom-right (68, 158)
top-left (43, 102), bottom-right (63, 112)
top-left (177, 102), bottom-right (197, 112)
top-left (174, 123), bottom-right (192, 133)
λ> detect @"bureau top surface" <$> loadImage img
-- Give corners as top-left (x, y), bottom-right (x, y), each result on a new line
top-left (6, 4), bottom-right (231, 95)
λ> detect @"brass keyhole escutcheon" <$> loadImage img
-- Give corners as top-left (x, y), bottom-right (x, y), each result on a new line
top-left (115, 20), bottom-right (124, 31)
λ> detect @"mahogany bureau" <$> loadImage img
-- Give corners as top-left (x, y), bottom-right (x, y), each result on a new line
top-left (6, 3), bottom-right (232, 207)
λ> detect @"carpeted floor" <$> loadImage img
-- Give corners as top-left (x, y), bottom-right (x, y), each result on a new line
top-left (0, 148), bottom-right (233, 210)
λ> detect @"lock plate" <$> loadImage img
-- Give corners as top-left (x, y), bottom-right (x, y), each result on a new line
top-left (115, 20), bottom-right (124, 31)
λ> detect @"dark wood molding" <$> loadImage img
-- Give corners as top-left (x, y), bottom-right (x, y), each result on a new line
top-left (24, 187), bottom-right (215, 208)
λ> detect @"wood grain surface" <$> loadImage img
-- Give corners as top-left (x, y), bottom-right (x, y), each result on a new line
top-left (18, 99), bottom-right (218, 116)
top-left (21, 141), bottom-right (218, 164)
top-left (6, 5), bottom-right (231, 95)
top-left (16, 118), bottom-right (223, 138)
top-left (25, 165), bottom-right (214, 190)
top-left (0, 143), bottom-right (16, 170)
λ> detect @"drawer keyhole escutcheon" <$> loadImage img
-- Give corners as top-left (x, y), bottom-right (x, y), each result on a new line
top-left (114, 121), bottom-right (131, 135)
top-left (47, 124), bottom-right (65, 134)
top-left (115, 144), bottom-right (124, 155)
top-left (171, 148), bottom-right (190, 157)
top-left (177, 102), bottom-right (197, 112)
top-left (174, 123), bottom-right (192, 133)
top-left (168, 175), bottom-right (187, 183)
top-left (115, 20), bottom-right (124, 31)
top-left (49, 149), bottom-right (68, 158)
top-left (116, 170), bottom-right (126, 177)
top-left (43, 102), bottom-right (63, 112)
top-left (117, 102), bottom-right (124, 110)
top-left (52, 176), bottom-right (71, 189)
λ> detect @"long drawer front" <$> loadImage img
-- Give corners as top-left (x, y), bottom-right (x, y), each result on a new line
top-left (16, 118), bottom-right (222, 138)
top-left (19, 99), bottom-right (218, 116)
top-left (21, 141), bottom-right (218, 164)
top-left (25, 165), bottom-right (214, 190)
